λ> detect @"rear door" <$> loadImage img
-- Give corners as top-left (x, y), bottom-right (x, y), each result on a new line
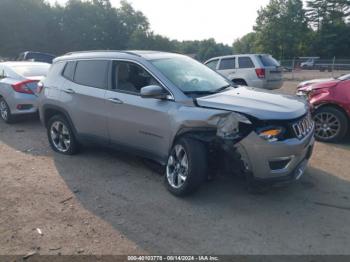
top-left (60, 60), bottom-right (110, 142)
top-left (217, 57), bottom-right (236, 78)
top-left (237, 56), bottom-right (256, 84)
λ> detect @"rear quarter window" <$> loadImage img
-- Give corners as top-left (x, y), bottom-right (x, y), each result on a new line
top-left (62, 61), bottom-right (76, 81)
top-left (258, 55), bottom-right (280, 67)
top-left (238, 57), bottom-right (255, 69)
top-left (73, 60), bottom-right (109, 89)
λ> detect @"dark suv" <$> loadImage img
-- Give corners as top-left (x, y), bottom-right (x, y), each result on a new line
top-left (17, 51), bottom-right (56, 64)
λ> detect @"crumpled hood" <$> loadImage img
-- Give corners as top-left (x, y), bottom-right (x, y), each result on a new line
top-left (298, 78), bottom-right (333, 88)
top-left (298, 79), bottom-right (339, 92)
top-left (196, 86), bottom-right (308, 120)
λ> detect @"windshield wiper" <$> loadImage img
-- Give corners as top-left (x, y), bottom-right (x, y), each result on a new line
top-left (213, 84), bottom-right (232, 93)
top-left (183, 91), bottom-right (216, 95)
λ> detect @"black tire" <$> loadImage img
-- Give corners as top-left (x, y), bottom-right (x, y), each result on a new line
top-left (165, 137), bottom-right (207, 196)
top-left (313, 106), bottom-right (348, 143)
top-left (47, 114), bottom-right (79, 155)
top-left (0, 98), bottom-right (15, 124)
top-left (233, 79), bottom-right (247, 86)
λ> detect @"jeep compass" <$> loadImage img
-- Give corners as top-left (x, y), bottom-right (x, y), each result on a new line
top-left (39, 50), bottom-right (315, 196)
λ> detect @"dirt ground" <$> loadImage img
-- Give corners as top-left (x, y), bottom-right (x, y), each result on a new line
top-left (1, 79), bottom-right (350, 256)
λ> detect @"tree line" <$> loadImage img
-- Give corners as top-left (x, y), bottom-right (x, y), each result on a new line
top-left (0, 0), bottom-right (349, 61)
top-left (233, 0), bottom-right (350, 59)
top-left (0, 0), bottom-right (232, 61)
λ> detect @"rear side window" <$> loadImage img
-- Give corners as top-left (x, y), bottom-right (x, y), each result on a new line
top-left (219, 58), bottom-right (236, 70)
top-left (258, 55), bottom-right (280, 67)
top-left (74, 60), bottom-right (109, 89)
top-left (238, 57), bottom-right (254, 68)
top-left (62, 61), bottom-right (76, 81)
top-left (206, 60), bottom-right (219, 70)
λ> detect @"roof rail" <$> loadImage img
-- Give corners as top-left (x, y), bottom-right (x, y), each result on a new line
top-left (63, 50), bottom-right (141, 57)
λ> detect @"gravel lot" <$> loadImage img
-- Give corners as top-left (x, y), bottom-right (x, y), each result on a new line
top-left (1, 79), bottom-right (350, 255)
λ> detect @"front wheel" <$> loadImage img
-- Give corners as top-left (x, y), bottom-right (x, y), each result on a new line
top-left (165, 137), bottom-right (207, 196)
top-left (313, 106), bottom-right (348, 142)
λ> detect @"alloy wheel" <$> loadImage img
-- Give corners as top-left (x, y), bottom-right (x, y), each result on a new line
top-left (0, 100), bottom-right (9, 121)
top-left (314, 112), bottom-right (341, 140)
top-left (166, 144), bottom-right (189, 189)
top-left (50, 121), bottom-right (71, 153)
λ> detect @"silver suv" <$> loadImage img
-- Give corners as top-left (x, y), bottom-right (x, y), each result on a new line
top-left (39, 51), bottom-right (314, 196)
top-left (204, 54), bottom-right (283, 89)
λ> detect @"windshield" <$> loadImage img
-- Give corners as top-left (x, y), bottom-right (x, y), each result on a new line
top-left (12, 64), bottom-right (50, 77)
top-left (150, 56), bottom-right (231, 94)
top-left (337, 74), bottom-right (350, 81)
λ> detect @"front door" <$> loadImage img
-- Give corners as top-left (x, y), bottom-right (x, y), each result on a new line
top-left (105, 60), bottom-right (176, 161)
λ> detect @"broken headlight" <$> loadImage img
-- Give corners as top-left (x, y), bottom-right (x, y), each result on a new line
top-left (216, 112), bottom-right (252, 140)
top-left (257, 126), bottom-right (285, 142)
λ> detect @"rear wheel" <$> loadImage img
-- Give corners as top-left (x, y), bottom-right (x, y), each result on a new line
top-left (233, 79), bottom-right (247, 86)
top-left (47, 115), bottom-right (79, 155)
top-left (0, 98), bottom-right (15, 124)
top-left (165, 137), bottom-right (207, 196)
top-left (313, 106), bottom-right (348, 142)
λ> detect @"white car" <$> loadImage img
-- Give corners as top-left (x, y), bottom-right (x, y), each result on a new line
top-left (204, 54), bottom-right (283, 89)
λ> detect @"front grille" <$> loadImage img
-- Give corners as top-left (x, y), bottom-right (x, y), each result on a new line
top-left (292, 113), bottom-right (314, 139)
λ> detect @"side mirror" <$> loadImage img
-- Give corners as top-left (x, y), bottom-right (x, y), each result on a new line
top-left (140, 85), bottom-right (170, 100)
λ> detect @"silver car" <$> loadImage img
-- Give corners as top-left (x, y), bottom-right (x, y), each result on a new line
top-left (39, 51), bottom-right (314, 196)
top-left (0, 61), bottom-right (50, 123)
top-left (205, 54), bottom-right (283, 89)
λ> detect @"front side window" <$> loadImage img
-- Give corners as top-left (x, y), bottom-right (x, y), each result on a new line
top-left (112, 61), bottom-right (159, 94)
top-left (219, 58), bottom-right (236, 70)
top-left (205, 60), bottom-right (219, 70)
top-left (238, 57), bottom-right (255, 69)
top-left (74, 60), bottom-right (109, 89)
top-left (151, 56), bottom-right (230, 95)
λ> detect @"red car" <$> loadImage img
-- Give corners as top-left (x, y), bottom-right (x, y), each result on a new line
top-left (297, 74), bottom-right (350, 142)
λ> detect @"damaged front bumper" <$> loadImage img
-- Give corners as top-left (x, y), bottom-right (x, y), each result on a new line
top-left (235, 129), bottom-right (315, 182)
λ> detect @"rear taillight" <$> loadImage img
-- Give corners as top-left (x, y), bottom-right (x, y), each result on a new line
top-left (11, 80), bottom-right (38, 94)
top-left (255, 68), bottom-right (265, 79)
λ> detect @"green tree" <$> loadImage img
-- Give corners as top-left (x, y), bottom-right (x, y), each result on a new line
top-left (306, 0), bottom-right (350, 58)
top-left (254, 0), bottom-right (310, 59)
top-left (232, 32), bottom-right (258, 54)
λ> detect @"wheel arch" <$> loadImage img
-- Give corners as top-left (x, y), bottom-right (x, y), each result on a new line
top-left (42, 104), bottom-right (78, 136)
top-left (231, 78), bottom-right (248, 85)
top-left (314, 103), bottom-right (350, 120)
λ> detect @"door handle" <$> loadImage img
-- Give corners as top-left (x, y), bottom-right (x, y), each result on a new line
top-left (63, 88), bottom-right (75, 94)
top-left (107, 98), bottom-right (123, 104)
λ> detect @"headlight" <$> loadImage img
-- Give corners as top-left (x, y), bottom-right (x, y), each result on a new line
top-left (216, 112), bottom-right (251, 140)
top-left (257, 127), bottom-right (285, 142)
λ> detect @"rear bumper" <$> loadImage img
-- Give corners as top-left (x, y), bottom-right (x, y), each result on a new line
top-left (248, 79), bottom-right (283, 90)
top-left (6, 93), bottom-right (38, 115)
top-left (236, 128), bottom-right (315, 182)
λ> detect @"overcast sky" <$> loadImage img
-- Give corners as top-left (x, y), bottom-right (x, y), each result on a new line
top-left (48, 0), bottom-right (270, 44)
